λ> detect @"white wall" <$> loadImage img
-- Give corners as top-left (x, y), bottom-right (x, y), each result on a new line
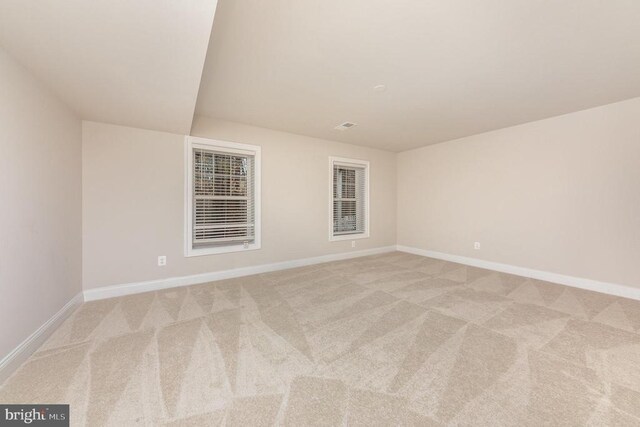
top-left (0, 47), bottom-right (82, 361)
top-left (82, 117), bottom-right (396, 290)
top-left (397, 97), bottom-right (640, 288)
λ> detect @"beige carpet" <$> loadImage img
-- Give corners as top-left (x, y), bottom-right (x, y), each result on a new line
top-left (1, 252), bottom-right (640, 426)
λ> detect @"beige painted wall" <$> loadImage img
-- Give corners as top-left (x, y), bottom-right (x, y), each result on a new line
top-left (0, 48), bottom-right (82, 360)
top-left (82, 117), bottom-right (396, 290)
top-left (398, 97), bottom-right (640, 288)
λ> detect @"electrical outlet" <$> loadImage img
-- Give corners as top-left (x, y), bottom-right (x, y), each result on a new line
top-left (158, 256), bottom-right (167, 266)
top-left (351, 241), bottom-right (356, 248)
top-left (474, 242), bottom-right (481, 250)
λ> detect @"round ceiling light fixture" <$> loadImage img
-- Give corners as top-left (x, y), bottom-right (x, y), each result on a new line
top-left (373, 84), bottom-right (387, 92)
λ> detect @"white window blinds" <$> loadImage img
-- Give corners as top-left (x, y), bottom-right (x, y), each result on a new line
top-left (192, 149), bottom-right (255, 247)
top-left (332, 161), bottom-right (367, 236)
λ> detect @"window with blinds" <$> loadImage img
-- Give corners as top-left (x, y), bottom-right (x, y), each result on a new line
top-left (186, 137), bottom-right (261, 256)
top-left (330, 157), bottom-right (369, 240)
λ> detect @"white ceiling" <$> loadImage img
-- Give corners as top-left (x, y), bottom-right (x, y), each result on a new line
top-left (2, 1), bottom-right (639, 150)
top-left (196, 0), bottom-right (640, 151)
top-left (0, 0), bottom-right (217, 134)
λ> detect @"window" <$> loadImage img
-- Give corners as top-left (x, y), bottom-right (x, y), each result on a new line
top-left (185, 137), bottom-right (261, 256)
top-left (329, 156), bottom-right (369, 241)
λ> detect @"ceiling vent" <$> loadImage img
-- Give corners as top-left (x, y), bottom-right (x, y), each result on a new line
top-left (334, 122), bottom-right (357, 131)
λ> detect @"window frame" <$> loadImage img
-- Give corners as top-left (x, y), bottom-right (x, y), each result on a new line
top-left (185, 136), bottom-right (261, 257)
top-left (328, 156), bottom-right (370, 242)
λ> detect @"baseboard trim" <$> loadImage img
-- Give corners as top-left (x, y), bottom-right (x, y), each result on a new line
top-left (0, 292), bottom-right (84, 385)
top-left (84, 246), bottom-right (397, 301)
top-left (396, 245), bottom-right (640, 301)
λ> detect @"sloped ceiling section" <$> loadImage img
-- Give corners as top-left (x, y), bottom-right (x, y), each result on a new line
top-left (196, 0), bottom-right (640, 151)
top-left (0, 0), bottom-right (218, 134)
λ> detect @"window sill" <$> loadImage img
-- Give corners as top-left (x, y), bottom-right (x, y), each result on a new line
top-left (329, 233), bottom-right (370, 242)
top-left (185, 242), bottom-right (261, 257)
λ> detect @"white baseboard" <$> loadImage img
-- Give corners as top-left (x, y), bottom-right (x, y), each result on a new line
top-left (396, 245), bottom-right (640, 301)
top-left (0, 292), bottom-right (84, 385)
top-left (84, 246), bottom-right (397, 301)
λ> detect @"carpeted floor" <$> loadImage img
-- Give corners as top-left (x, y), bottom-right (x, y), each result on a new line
top-left (1, 252), bottom-right (640, 426)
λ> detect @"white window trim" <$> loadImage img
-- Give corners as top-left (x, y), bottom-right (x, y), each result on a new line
top-left (184, 136), bottom-right (262, 257)
top-left (328, 156), bottom-right (370, 242)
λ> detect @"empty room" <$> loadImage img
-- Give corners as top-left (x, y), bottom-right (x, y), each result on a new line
top-left (1, 0), bottom-right (640, 425)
